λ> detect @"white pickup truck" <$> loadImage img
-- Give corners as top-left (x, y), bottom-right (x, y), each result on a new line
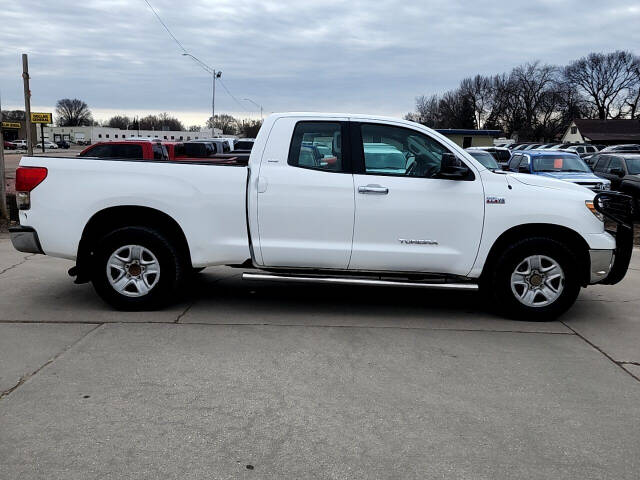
top-left (10, 113), bottom-right (636, 319)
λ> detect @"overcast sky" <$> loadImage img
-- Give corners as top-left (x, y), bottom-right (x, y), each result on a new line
top-left (1, 0), bottom-right (639, 126)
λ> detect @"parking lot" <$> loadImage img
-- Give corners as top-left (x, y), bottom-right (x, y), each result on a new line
top-left (0, 234), bottom-right (639, 478)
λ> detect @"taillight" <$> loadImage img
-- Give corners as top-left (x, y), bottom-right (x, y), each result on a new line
top-left (15, 166), bottom-right (47, 210)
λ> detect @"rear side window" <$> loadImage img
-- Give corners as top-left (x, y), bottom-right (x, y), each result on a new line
top-left (152, 143), bottom-right (167, 160)
top-left (496, 149), bottom-right (511, 161)
top-left (594, 156), bottom-right (609, 172)
top-left (288, 122), bottom-right (346, 172)
top-left (80, 144), bottom-right (143, 158)
top-left (115, 144), bottom-right (143, 158)
top-left (606, 156), bottom-right (624, 173)
top-left (80, 144), bottom-right (112, 157)
top-left (509, 154), bottom-right (521, 171)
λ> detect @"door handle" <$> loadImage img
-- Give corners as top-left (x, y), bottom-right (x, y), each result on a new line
top-left (358, 184), bottom-right (389, 195)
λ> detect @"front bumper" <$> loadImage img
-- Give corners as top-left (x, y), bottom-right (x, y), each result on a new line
top-left (589, 249), bottom-right (614, 283)
top-left (9, 226), bottom-right (44, 254)
top-left (591, 192), bottom-right (638, 285)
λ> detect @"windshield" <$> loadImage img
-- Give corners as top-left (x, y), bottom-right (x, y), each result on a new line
top-left (625, 157), bottom-right (640, 174)
top-left (467, 150), bottom-right (499, 170)
top-left (532, 154), bottom-right (590, 173)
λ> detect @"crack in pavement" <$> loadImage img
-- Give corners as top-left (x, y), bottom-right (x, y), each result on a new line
top-left (173, 272), bottom-right (243, 324)
top-left (561, 320), bottom-right (640, 383)
top-left (0, 323), bottom-right (104, 401)
top-left (175, 301), bottom-right (195, 323)
top-left (0, 254), bottom-right (37, 277)
top-left (619, 361), bottom-right (640, 366)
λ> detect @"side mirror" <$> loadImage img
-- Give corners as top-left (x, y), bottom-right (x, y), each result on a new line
top-left (439, 153), bottom-right (469, 179)
top-left (610, 168), bottom-right (625, 177)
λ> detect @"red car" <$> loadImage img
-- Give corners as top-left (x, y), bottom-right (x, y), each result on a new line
top-left (4, 140), bottom-right (17, 150)
top-left (79, 141), bottom-right (168, 160)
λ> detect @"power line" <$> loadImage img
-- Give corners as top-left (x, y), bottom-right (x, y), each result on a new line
top-left (141, 0), bottom-right (252, 116)
top-left (218, 78), bottom-right (249, 112)
top-left (141, 0), bottom-right (187, 53)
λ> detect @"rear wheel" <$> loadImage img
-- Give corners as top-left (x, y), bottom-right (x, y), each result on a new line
top-left (483, 237), bottom-right (581, 320)
top-left (91, 226), bottom-right (186, 310)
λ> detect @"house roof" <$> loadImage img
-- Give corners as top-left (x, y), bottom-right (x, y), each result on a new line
top-left (573, 119), bottom-right (640, 141)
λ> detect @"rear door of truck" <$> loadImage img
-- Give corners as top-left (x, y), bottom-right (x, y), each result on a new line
top-left (254, 116), bottom-right (355, 269)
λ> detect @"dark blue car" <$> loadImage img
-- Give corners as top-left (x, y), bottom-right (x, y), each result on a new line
top-left (507, 150), bottom-right (610, 191)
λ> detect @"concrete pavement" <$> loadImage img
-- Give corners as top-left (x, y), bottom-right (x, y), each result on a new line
top-left (1, 238), bottom-right (639, 479)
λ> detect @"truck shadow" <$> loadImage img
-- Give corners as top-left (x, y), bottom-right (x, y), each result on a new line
top-left (181, 268), bottom-right (564, 330)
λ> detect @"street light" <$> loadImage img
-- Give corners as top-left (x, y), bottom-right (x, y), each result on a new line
top-left (243, 98), bottom-right (263, 121)
top-left (182, 53), bottom-right (221, 137)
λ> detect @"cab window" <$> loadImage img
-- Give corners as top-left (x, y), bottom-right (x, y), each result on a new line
top-left (288, 122), bottom-right (346, 172)
top-left (357, 123), bottom-right (457, 178)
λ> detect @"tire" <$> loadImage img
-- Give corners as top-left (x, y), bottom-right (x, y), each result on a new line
top-left (91, 226), bottom-right (187, 310)
top-left (482, 237), bottom-right (581, 321)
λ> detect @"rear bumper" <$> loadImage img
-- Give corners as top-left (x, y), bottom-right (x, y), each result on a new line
top-left (9, 226), bottom-right (44, 254)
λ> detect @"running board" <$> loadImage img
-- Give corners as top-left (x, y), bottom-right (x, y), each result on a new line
top-left (242, 273), bottom-right (478, 291)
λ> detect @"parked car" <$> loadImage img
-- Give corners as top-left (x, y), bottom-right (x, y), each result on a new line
top-left (189, 138), bottom-right (230, 153)
top-left (600, 144), bottom-right (640, 152)
top-left (4, 140), bottom-right (17, 150)
top-left (79, 140), bottom-right (168, 160)
top-left (465, 149), bottom-right (499, 171)
top-left (10, 113), bottom-right (635, 319)
top-left (38, 141), bottom-right (58, 149)
top-left (506, 150), bottom-right (610, 191)
top-left (563, 144), bottom-right (598, 159)
top-left (592, 153), bottom-right (640, 192)
top-left (12, 139), bottom-right (28, 149)
top-left (234, 139), bottom-right (255, 152)
top-left (56, 140), bottom-right (70, 149)
top-left (466, 146), bottom-right (511, 165)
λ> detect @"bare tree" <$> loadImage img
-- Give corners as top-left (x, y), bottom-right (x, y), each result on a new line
top-left (564, 51), bottom-right (640, 119)
top-left (624, 85), bottom-right (640, 119)
top-left (438, 89), bottom-right (476, 129)
top-left (206, 114), bottom-right (238, 135)
top-left (138, 113), bottom-right (184, 131)
top-left (238, 119), bottom-right (262, 138)
top-left (459, 75), bottom-right (494, 129)
top-left (187, 125), bottom-right (202, 132)
top-left (55, 99), bottom-right (93, 126)
top-left (106, 115), bottom-right (132, 130)
top-left (405, 95), bottom-right (441, 127)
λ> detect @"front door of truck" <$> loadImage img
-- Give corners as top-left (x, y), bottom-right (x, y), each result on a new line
top-left (255, 118), bottom-right (355, 269)
top-left (348, 121), bottom-right (484, 276)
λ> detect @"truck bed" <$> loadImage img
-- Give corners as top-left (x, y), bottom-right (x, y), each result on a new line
top-left (17, 155), bottom-right (252, 266)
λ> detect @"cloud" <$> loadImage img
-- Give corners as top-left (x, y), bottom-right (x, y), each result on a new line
top-left (1, 0), bottom-right (639, 125)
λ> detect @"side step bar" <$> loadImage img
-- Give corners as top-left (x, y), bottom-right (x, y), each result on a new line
top-left (242, 273), bottom-right (478, 291)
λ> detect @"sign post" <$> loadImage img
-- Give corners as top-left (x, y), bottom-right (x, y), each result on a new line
top-left (22, 54), bottom-right (33, 156)
top-left (0, 92), bottom-right (7, 221)
top-left (30, 112), bottom-right (52, 153)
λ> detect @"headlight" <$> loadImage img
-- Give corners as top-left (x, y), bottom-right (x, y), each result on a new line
top-left (585, 200), bottom-right (604, 222)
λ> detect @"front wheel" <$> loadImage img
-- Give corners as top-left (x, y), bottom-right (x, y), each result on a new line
top-left (91, 226), bottom-right (187, 310)
top-left (483, 237), bottom-right (581, 320)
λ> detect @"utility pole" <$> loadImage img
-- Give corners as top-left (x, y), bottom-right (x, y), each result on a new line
top-left (243, 98), bottom-right (264, 121)
top-left (0, 91), bottom-right (8, 221)
top-left (181, 53), bottom-right (221, 137)
top-left (22, 54), bottom-right (33, 156)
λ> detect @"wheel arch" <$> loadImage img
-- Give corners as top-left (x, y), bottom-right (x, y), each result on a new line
top-left (74, 205), bottom-right (192, 282)
top-left (481, 223), bottom-right (591, 286)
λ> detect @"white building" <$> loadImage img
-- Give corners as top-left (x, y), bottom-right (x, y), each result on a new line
top-left (38, 125), bottom-right (226, 144)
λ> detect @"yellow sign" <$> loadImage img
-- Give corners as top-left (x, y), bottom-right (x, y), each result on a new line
top-left (31, 112), bottom-right (52, 124)
top-left (1, 122), bottom-right (21, 129)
